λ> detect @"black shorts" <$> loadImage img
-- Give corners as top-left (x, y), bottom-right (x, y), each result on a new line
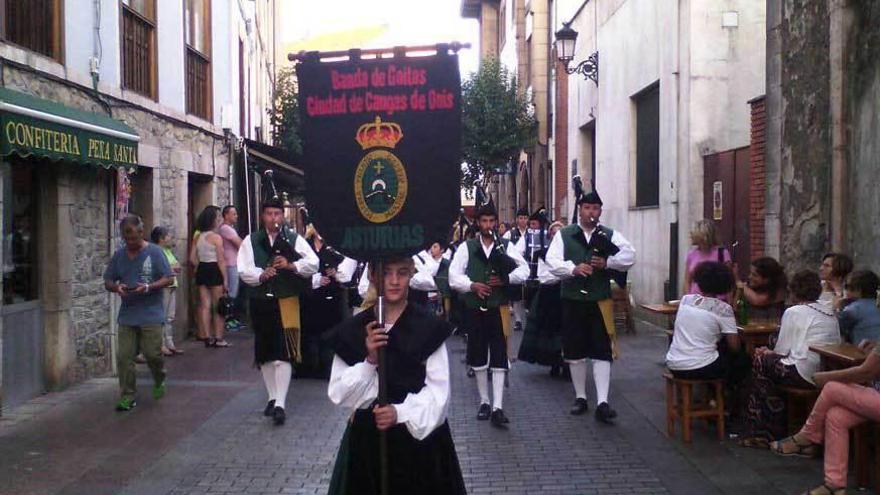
top-left (464, 307), bottom-right (508, 370)
top-left (561, 300), bottom-right (612, 362)
top-left (195, 262), bottom-right (224, 287)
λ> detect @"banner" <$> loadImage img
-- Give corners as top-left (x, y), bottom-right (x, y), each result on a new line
top-left (296, 51), bottom-right (462, 260)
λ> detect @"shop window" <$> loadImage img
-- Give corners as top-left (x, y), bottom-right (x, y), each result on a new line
top-left (3, 162), bottom-right (39, 304)
top-left (2, 0), bottom-right (64, 63)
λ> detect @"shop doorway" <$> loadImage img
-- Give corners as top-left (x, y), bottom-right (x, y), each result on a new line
top-left (1, 158), bottom-right (44, 411)
top-left (186, 174), bottom-right (213, 336)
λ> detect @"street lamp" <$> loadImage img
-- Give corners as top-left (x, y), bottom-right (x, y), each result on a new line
top-left (554, 22), bottom-right (598, 86)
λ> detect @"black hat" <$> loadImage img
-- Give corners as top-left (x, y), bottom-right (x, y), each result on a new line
top-left (529, 207), bottom-right (548, 223)
top-left (476, 204), bottom-right (498, 219)
top-left (516, 207), bottom-right (529, 217)
top-left (261, 197), bottom-right (284, 210)
top-left (577, 190), bottom-right (603, 206)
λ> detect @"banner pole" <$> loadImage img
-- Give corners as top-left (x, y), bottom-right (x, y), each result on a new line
top-left (375, 258), bottom-right (389, 495)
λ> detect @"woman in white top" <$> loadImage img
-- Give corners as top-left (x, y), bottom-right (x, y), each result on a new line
top-left (739, 270), bottom-right (841, 448)
top-left (189, 206), bottom-right (228, 347)
top-left (818, 252), bottom-right (853, 310)
top-left (667, 262), bottom-right (740, 380)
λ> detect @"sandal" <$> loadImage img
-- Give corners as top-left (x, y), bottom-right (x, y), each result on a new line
top-left (172, 347), bottom-right (185, 355)
top-left (802, 484), bottom-right (846, 495)
top-left (213, 340), bottom-right (232, 348)
top-left (161, 347), bottom-right (174, 357)
top-left (737, 436), bottom-right (770, 449)
top-left (771, 434), bottom-right (819, 458)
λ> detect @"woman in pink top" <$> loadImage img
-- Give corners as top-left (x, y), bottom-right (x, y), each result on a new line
top-left (683, 220), bottom-right (731, 299)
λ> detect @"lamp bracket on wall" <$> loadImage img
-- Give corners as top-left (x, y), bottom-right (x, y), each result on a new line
top-left (564, 51), bottom-right (599, 85)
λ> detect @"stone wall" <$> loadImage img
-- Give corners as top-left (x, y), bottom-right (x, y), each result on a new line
top-left (776, 0), bottom-right (832, 272)
top-left (69, 167), bottom-right (113, 382)
top-left (846, 0), bottom-right (880, 272)
top-left (2, 64), bottom-right (231, 389)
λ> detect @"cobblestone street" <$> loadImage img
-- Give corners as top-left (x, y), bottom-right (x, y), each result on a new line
top-left (0, 318), bottom-right (834, 495)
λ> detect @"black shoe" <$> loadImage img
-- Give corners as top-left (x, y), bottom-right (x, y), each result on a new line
top-left (477, 403), bottom-right (491, 421)
top-left (263, 400), bottom-right (275, 417)
top-left (272, 406), bottom-right (286, 425)
top-left (467, 368), bottom-right (475, 378)
top-left (595, 402), bottom-right (617, 424)
top-left (549, 365), bottom-right (561, 377)
top-left (570, 398), bottom-right (589, 415)
top-left (490, 408), bottom-right (510, 427)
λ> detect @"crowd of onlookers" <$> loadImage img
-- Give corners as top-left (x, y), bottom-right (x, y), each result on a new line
top-left (667, 219), bottom-right (880, 495)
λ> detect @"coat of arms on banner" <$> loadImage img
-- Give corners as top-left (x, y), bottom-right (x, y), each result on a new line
top-left (354, 116), bottom-right (408, 223)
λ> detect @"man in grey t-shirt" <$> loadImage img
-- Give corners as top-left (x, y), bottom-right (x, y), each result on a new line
top-left (104, 214), bottom-right (174, 411)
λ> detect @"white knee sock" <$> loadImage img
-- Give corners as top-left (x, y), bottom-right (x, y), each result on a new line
top-left (261, 363), bottom-right (277, 403)
top-left (569, 360), bottom-right (588, 400)
top-left (492, 370), bottom-right (506, 410)
top-left (475, 369), bottom-right (490, 405)
top-left (593, 360), bottom-right (612, 404)
top-left (274, 361), bottom-right (292, 409)
top-left (513, 302), bottom-right (526, 325)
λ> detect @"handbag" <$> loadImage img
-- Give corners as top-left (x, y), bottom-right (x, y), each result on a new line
top-left (217, 296), bottom-right (236, 317)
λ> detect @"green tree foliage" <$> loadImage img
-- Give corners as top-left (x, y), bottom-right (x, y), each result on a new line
top-left (460, 57), bottom-right (536, 192)
top-left (269, 67), bottom-right (302, 157)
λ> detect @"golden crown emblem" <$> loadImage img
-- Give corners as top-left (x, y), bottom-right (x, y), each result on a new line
top-left (355, 116), bottom-right (403, 150)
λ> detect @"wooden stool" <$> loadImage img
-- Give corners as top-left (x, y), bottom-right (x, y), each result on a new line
top-left (612, 285), bottom-right (635, 334)
top-left (664, 371), bottom-right (725, 443)
top-left (779, 386), bottom-right (819, 436)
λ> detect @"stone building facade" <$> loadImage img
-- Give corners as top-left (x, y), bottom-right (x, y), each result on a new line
top-left (0, 0), bottom-right (278, 413)
top-left (764, 0), bottom-right (880, 273)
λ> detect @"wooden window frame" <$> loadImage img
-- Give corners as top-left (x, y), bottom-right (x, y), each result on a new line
top-left (0, 0), bottom-right (65, 64)
top-left (183, 0), bottom-right (212, 121)
top-left (498, 0), bottom-right (506, 52)
top-left (119, 0), bottom-right (158, 100)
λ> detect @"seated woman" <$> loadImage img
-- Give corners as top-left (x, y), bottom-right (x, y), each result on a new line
top-left (818, 252), bottom-right (853, 309)
top-left (838, 270), bottom-right (880, 345)
top-left (682, 220), bottom-right (732, 301)
top-left (770, 340), bottom-right (880, 495)
top-left (667, 261), bottom-right (740, 379)
top-left (325, 255), bottom-right (466, 495)
top-left (742, 257), bottom-right (788, 322)
top-left (739, 270), bottom-right (841, 448)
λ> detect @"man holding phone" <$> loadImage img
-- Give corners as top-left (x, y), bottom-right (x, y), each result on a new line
top-left (104, 214), bottom-right (174, 412)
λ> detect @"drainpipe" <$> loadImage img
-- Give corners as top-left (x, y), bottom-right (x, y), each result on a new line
top-left (828, 0), bottom-right (853, 252)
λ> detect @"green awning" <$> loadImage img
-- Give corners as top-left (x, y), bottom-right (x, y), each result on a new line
top-left (0, 87), bottom-right (139, 169)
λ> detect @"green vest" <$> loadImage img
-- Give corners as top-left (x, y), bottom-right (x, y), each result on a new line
top-left (434, 257), bottom-right (452, 297)
top-left (462, 238), bottom-right (511, 309)
top-left (249, 227), bottom-right (311, 300)
top-left (559, 224), bottom-right (613, 302)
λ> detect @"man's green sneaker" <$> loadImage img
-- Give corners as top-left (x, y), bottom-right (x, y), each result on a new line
top-left (152, 380), bottom-right (166, 400)
top-left (115, 397), bottom-right (137, 411)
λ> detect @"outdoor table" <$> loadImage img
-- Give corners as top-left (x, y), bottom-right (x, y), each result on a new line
top-left (641, 302), bottom-right (679, 330)
top-left (737, 322), bottom-right (780, 355)
top-left (809, 343), bottom-right (867, 371)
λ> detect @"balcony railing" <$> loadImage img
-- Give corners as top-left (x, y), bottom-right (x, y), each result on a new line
top-left (121, 7), bottom-right (155, 98)
top-left (185, 47), bottom-right (211, 120)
